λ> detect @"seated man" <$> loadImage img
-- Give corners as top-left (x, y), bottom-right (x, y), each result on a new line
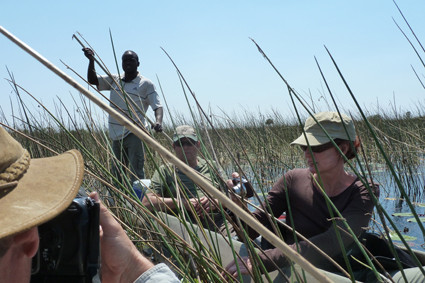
top-left (143, 125), bottom-right (238, 232)
top-left (0, 127), bottom-right (178, 283)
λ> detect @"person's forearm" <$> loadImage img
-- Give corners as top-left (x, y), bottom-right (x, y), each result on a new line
top-left (105, 247), bottom-right (155, 283)
top-left (154, 107), bottom-right (163, 124)
top-left (120, 249), bottom-right (155, 283)
top-left (258, 247), bottom-right (290, 272)
top-left (87, 59), bottom-right (99, 85)
top-left (142, 194), bottom-right (178, 211)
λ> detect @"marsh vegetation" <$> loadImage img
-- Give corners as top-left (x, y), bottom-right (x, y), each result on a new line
top-left (1, 3), bottom-right (425, 280)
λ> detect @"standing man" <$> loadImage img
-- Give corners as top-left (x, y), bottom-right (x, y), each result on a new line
top-left (83, 48), bottom-right (163, 183)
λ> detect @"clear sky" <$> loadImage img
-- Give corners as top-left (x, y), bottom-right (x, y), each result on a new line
top-left (1, 1), bottom-right (424, 127)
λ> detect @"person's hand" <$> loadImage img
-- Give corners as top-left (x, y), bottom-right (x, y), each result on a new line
top-left (226, 172), bottom-right (240, 190)
top-left (90, 192), bottom-right (154, 283)
top-left (185, 196), bottom-right (216, 215)
top-left (227, 172), bottom-right (254, 200)
top-left (223, 257), bottom-right (252, 278)
top-left (152, 122), bottom-right (163, 133)
top-left (82, 47), bottom-right (95, 61)
top-left (226, 172), bottom-right (242, 203)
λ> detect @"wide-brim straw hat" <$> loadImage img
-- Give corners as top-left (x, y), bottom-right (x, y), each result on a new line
top-left (291, 111), bottom-right (356, 146)
top-left (0, 127), bottom-right (84, 239)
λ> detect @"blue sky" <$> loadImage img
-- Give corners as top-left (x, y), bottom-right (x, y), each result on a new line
top-left (1, 1), bottom-right (424, 126)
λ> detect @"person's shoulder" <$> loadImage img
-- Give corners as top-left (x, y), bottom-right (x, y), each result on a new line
top-left (354, 178), bottom-right (380, 198)
top-left (355, 178), bottom-right (379, 189)
top-left (158, 162), bottom-right (174, 172)
top-left (197, 157), bottom-right (212, 169)
top-left (98, 73), bottom-right (120, 82)
top-left (198, 157), bottom-right (221, 170)
top-left (286, 168), bottom-right (310, 178)
top-left (272, 168), bottom-right (309, 191)
top-left (151, 163), bottom-right (173, 183)
top-left (102, 74), bottom-right (120, 79)
top-left (136, 74), bottom-right (154, 84)
top-left (198, 157), bottom-right (221, 174)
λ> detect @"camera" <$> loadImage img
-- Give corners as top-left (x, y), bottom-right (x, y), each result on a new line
top-left (31, 197), bottom-right (100, 283)
top-left (232, 177), bottom-right (254, 198)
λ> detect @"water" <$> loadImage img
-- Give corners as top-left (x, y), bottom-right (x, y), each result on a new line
top-left (372, 161), bottom-right (425, 250)
top-left (379, 196), bottom-right (425, 249)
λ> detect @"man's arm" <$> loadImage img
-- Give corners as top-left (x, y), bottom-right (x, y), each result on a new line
top-left (90, 192), bottom-right (179, 283)
top-left (142, 192), bottom-right (178, 211)
top-left (142, 193), bottom-right (212, 215)
top-left (82, 48), bottom-right (99, 86)
top-left (152, 107), bottom-right (163, 132)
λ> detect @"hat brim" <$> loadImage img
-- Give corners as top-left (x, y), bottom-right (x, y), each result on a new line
top-left (172, 135), bottom-right (198, 142)
top-left (290, 132), bottom-right (335, 146)
top-left (0, 149), bottom-right (84, 239)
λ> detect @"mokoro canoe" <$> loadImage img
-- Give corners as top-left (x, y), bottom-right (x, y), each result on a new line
top-left (156, 212), bottom-right (425, 282)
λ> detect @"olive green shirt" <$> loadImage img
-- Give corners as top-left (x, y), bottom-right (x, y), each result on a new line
top-left (150, 157), bottom-right (223, 199)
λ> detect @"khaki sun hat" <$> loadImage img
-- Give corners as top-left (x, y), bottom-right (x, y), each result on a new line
top-left (172, 125), bottom-right (198, 142)
top-left (0, 127), bottom-right (84, 239)
top-left (291, 111), bottom-right (356, 146)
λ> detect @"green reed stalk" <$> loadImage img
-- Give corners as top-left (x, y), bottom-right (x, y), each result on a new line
top-left (313, 56), bottom-right (414, 281)
top-left (249, 38), bottom-right (356, 280)
top-left (324, 46), bottom-right (425, 238)
top-left (249, 37), bottom-right (422, 281)
top-left (324, 47), bottom-right (425, 278)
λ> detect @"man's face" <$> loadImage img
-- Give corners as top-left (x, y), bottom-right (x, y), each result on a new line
top-left (0, 226), bottom-right (39, 282)
top-left (173, 138), bottom-right (199, 162)
top-left (122, 52), bottom-right (139, 74)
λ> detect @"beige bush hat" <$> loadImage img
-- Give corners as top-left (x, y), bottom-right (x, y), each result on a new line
top-left (0, 127), bottom-right (84, 239)
top-left (172, 125), bottom-right (198, 142)
top-left (291, 111), bottom-right (356, 146)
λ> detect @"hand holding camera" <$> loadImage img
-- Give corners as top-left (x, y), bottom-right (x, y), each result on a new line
top-left (31, 192), bottom-right (157, 283)
top-left (31, 196), bottom-right (99, 283)
top-left (229, 173), bottom-right (254, 198)
top-left (90, 192), bottom-right (155, 282)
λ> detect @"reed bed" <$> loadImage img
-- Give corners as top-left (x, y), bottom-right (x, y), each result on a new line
top-left (2, 48), bottom-right (425, 282)
top-left (1, 5), bottom-right (425, 280)
top-left (1, 93), bottom-right (424, 282)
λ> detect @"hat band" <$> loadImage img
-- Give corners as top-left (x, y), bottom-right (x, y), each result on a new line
top-left (0, 149), bottom-right (30, 198)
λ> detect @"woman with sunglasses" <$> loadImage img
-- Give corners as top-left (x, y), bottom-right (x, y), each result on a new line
top-left (225, 111), bottom-right (380, 278)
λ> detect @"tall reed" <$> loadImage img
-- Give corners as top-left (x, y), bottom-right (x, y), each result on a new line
top-left (1, 11), bottom-right (425, 280)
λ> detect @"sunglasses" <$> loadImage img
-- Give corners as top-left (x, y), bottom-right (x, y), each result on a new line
top-left (174, 138), bottom-right (196, 147)
top-left (300, 141), bottom-right (340, 153)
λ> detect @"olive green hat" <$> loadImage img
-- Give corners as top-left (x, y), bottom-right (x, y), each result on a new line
top-left (291, 111), bottom-right (356, 146)
top-left (172, 125), bottom-right (198, 142)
